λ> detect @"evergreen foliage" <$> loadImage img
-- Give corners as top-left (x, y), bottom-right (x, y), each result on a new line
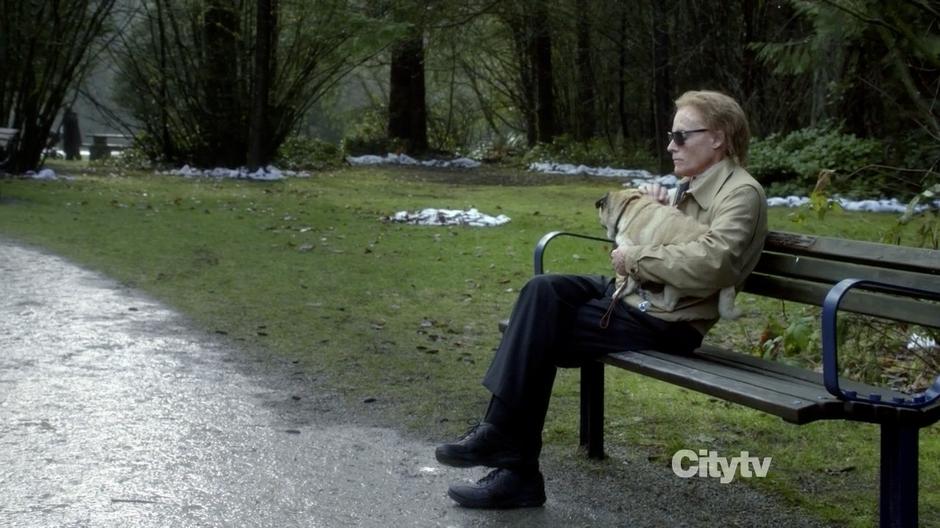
top-left (2, 0), bottom-right (938, 193)
top-left (749, 123), bottom-right (883, 196)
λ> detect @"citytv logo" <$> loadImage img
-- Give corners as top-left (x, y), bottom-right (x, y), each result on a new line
top-left (671, 449), bottom-right (772, 484)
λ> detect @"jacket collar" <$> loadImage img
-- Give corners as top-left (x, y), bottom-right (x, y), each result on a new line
top-left (685, 157), bottom-right (736, 210)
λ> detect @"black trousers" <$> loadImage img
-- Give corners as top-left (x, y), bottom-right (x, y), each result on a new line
top-left (482, 274), bottom-right (703, 460)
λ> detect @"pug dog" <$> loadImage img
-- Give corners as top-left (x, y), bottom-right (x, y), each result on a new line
top-left (595, 189), bottom-right (740, 319)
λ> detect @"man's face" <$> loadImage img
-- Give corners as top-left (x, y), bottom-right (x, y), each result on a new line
top-left (668, 106), bottom-right (724, 178)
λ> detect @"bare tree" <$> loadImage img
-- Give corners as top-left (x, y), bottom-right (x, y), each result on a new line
top-left (113, 0), bottom-right (388, 168)
top-left (0, 0), bottom-right (117, 172)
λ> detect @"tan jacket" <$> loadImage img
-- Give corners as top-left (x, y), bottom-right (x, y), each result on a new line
top-left (619, 158), bottom-right (768, 335)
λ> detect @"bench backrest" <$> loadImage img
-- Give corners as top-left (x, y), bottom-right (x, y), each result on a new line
top-left (745, 231), bottom-right (940, 328)
top-left (0, 128), bottom-right (17, 145)
top-left (90, 133), bottom-right (131, 145)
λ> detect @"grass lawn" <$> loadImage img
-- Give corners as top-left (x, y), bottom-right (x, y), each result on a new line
top-left (1, 163), bottom-right (937, 527)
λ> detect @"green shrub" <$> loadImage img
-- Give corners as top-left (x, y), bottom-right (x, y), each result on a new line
top-left (92, 138), bottom-right (159, 171)
top-left (749, 123), bottom-right (883, 195)
top-left (520, 135), bottom-right (658, 171)
top-left (275, 135), bottom-right (342, 170)
top-left (340, 108), bottom-right (397, 157)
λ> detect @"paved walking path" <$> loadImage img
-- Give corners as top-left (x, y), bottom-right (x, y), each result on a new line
top-left (0, 239), bottom-right (829, 527)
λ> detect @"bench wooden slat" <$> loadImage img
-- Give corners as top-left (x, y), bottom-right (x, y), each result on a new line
top-left (765, 231), bottom-right (940, 273)
top-left (699, 345), bottom-right (824, 384)
top-left (496, 322), bottom-right (927, 422)
top-left (601, 349), bottom-right (835, 424)
top-left (743, 274), bottom-right (940, 328)
top-left (603, 348), bottom-right (938, 427)
top-left (690, 348), bottom-right (851, 402)
top-left (699, 346), bottom-right (916, 405)
top-left (755, 251), bottom-right (940, 293)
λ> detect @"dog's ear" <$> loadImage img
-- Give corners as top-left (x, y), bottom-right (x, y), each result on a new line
top-left (595, 192), bottom-right (610, 209)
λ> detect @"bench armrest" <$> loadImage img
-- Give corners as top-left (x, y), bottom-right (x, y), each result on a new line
top-left (533, 231), bottom-right (613, 275)
top-left (822, 278), bottom-right (940, 409)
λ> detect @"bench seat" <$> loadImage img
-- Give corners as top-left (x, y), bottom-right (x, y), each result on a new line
top-left (601, 346), bottom-right (939, 427)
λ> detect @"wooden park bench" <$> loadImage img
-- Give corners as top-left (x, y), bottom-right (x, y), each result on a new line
top-left (86, 133), bottom-right (131, 160)
top-left (503, 230), bottom-right (940, 528)
top-left (0, 127), bottom-right (18, 169)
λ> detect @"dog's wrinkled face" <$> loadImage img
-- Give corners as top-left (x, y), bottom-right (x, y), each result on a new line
top-left (596, 189), bottom-right (644, 240)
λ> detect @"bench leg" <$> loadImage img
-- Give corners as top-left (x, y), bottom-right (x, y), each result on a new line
top-left (579, 361), bottom-right (605, 459)
top-left (879, 424), bottom-right (918, 528)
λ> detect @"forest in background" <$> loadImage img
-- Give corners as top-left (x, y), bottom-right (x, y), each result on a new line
top-left (1, 0), bottom-right (938, 198)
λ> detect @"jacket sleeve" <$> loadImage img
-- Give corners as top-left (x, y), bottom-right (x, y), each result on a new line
top-left (619, 185), bottom-right (764, 290)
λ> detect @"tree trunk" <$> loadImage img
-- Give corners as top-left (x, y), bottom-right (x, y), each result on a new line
top-left (387, 27), bottom-right (428, 154)
top-left (247, 0), bottom-right (277, 170)
top-left (155, 0), bottom-right (173, 160)
top-left (741, 0), bottom-right (767, 136)
top-left (203, 0), bottom-right (244, 167)
top-left (617, 5), bottom-right (629, 143)
top-left (531, 0), bottom-right (554, 144)
top-left (517, 27), bottom-right (537, 147)
top-left (575, 0), bottom-right (595, 142)
top-left (741, 0), bottom-right (757, 103)
top-left (501, 6), bottom-right (537, 146)
top-left (651, 0), bottom-right (673, 174)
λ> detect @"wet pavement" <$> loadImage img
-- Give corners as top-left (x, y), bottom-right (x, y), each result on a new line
top-left (0, 239), bottom-right (830, 527)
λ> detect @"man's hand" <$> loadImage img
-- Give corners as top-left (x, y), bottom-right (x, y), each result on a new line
top-left (639, 183), bottom-right (670, 205)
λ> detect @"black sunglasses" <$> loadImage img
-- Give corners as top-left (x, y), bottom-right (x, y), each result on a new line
top-left (667, 128), bottom-right (708, 146)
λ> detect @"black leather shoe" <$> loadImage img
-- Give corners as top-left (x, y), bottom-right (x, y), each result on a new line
top-left (447, 468), bottom-right (546, 509)
top-left (435, 423), bottom-right (526, 468)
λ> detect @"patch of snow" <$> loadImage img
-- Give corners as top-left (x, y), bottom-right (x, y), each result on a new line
top-left (527, 162), bottom-right (671, 186)
top-left (166, 165), bottom-right (309, 181)
top-left (23, 169), bottom-right (58, 180)
top-left (837, 198), bottom-right (910, 213)
top-left (154, 155), bottom-right (940, 214)
top-left (766, 195), bottom-right (940, 213)
top-left (908, 332), bottom-right (938, 351)
top-left (385, 208), bottom-right (510, 227)
top-left (346, 153), bottom-right (481, 169)
top-left (528, 160), bottom-right (940, 214)
top-left (767, 196), bottom-right (811, 208)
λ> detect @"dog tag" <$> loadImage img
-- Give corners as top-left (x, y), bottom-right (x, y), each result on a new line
top-left (638, 300), bottom-right (650, 312)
